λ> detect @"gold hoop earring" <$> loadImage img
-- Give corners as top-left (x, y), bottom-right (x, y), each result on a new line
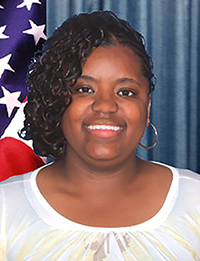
top-left (139, 122), bottom-right (158, 150)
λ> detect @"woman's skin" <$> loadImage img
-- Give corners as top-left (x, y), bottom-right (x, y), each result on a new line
top-left (37, 44), bottom-right (172, 227)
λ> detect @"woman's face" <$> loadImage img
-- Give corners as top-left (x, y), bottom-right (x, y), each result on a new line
top-left (62, 44), bottom-right (151, 167)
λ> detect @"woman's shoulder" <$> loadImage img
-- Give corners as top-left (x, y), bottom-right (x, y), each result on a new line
top-left (176, 167), bottom-right (200, 181)
top-left (0, 170), bottom-right (33, 188)
top-left (0, 172), bottom-right (34, 207)
top-left (152, 161), bottom-right (200, 182)
top-left (153, 161), bottom-right (200, 205)
top-left (0, 166), bottom-right (44, 201)
top-left (0, 163), bottom-right (48, 188)
top-left (175, 167), bottom-right (200, 198)
top-left (150, 161), bottom-right (200, 200)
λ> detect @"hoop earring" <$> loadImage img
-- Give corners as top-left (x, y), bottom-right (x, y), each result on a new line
top-left (139, 122), bottom-right (158, 150)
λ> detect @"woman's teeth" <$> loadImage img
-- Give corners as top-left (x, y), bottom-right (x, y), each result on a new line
top-left (87, 125), bottom-right (121, 131)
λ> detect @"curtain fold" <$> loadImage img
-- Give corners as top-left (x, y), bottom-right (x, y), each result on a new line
top-left (47, 0), bottom-right (200, 173)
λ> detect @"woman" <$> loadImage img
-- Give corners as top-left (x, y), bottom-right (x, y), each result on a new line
top-left (0, 11), bottom-right (200, 260)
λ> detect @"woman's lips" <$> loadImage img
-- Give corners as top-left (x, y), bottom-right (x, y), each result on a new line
top-left (85, 124), bottom-right (123, 138)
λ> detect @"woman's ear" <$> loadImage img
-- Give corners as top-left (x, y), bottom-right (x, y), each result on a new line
top-left (147, 94), bottom-right (151, 126)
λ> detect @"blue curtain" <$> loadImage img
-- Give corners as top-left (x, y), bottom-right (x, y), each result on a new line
top-left (47, 0), bottom-right (200, 173)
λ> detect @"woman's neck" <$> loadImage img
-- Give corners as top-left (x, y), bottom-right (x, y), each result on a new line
top-left (51, 154), bottom-right (147, 197)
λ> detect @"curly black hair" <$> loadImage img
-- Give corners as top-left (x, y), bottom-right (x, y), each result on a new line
top-left (21, 10), bottom-right (155, 160)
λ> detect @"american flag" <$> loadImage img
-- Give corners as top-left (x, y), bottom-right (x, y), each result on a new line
top-left (0, 0), bottom-right (47, 180)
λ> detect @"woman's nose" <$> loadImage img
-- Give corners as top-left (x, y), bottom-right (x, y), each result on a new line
top-left (91, 93), bottom-right (118, 113)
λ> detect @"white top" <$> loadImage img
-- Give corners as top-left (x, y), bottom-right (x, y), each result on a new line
top-left (0, 162), bottom-right (200, 260)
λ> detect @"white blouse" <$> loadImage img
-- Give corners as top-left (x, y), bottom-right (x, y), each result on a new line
top-left (0, 162), bottom-right (200, 260)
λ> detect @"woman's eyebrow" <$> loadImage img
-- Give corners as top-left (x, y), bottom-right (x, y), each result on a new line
top-left (79, 75), bottom-right (141, 87)
top-left (79, 75), bottom-right (96, 81)
top-left (116, 77), bottom-right (141, 87)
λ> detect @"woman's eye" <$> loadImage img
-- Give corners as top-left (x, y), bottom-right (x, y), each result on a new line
top-left (75, 87), bottom-right (94, 93)
top-left (117, 89), bottom-right (136, 97)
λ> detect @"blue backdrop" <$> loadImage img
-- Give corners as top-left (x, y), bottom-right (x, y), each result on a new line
top-left (47, 0), bottom-right (200, 173)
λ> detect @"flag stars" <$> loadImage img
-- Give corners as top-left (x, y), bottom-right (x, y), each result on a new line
top-left (0, 54), bottom-right (15, 78)
top-left (23, 20), bottom-right (46, 45)
top-left (0, 86), bottom-right (21, 118)
top-left (17, 0), bottom-right (41, 11)
top-left (0, 25), bottom-right (9, 39)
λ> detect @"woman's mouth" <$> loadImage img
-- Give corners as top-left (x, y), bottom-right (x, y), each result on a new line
top-left (87, 125), bottom-right (121, 131)
top-left (85, 124), bottom-right (123, 138)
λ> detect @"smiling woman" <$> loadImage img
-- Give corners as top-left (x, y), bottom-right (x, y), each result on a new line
top-left (62, 45), bottom-right (150, 163)
top-left (0, 11), bottom-right (200, 261)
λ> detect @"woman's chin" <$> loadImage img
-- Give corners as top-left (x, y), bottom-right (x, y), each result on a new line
top-left (85, 146), bottom-right (122, 161)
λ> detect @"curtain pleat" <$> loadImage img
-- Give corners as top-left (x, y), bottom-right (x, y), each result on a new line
top-left (47, 0), bottom-right (200, 173)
